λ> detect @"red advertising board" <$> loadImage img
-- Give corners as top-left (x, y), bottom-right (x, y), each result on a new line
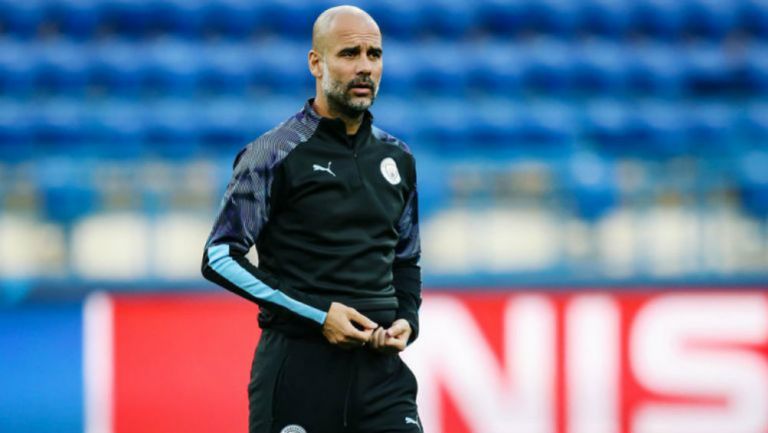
top-left (88, 290), bottom-right (768, 433)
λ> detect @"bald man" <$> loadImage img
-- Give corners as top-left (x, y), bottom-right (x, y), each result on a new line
top-left (202, 5), bottom-right (422, 433)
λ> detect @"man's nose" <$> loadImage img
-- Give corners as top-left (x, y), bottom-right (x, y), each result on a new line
top-left (356, 56), bottom-right (373, 75)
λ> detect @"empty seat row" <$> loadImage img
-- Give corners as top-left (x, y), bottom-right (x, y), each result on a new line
top-left (2, 0), bottom-right (768, 40)
top-left (1, 38), bottom-right (766, 98)
top-left (1, 97), bottom-right (767, 160)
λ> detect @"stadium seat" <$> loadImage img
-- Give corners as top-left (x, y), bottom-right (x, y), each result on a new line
top-left (91, 40), bottom-right (145, 97)
top-left (198, 98), bottom-right (251, 155)
top-left (685, 103), bottom-right (738, 156)
top-left (0, 39), bottom-right (37, 97)
top-left (251, 42), bottom-right (312, 95)
top-left (627, 102), bottom-right (689, 157)
top-left (199, 43), bottom-right (253, 95)
top-left (419, 0), bottom-right (477, 38)
top-left (143, 38), bottom-right (203, 97)
top-left (0, 101), bottom-right (34, 161)
top-left (743, 44), bottom-right (768, 95)
top-left (630, 0), bottom-right (685, 38)
top-left (682, 0), bottom-right (740, 40)
top-left (38, 160), bottom-right (98, 224)
top-left (34, 100), bottom-right (88, 150)
top-left (741, 0), bottom-right (768, 38)
top-left (47, 0), bottom-right (101, 39)
top-left (476, 0), bottom-right (525, 36)
top-left (416, 99), bottom-right (473, 152)
top-left (469, 99), bottom-right (523, 153)
top-left (363, 0), bottom-right (423, 39)
top-left (378, 45), bottom-right (417, 96)
top-left (564, 152), bottom-right (618, 222)
top-left (682, 44), bottom-right (735, 96)
top-left (738, 151), bottom-right (768, 218)
top-left (86, 101), bottom-right (146, 159)
top-left (522, 0), bottom-right (580, 36)
top-left (201, 0), bottom-right (260, 38)
top-left (100, 0), bottom-right (154, 36)
top-left (151, 0), bottom-right (207, 38)
top-left (578, 0), bottom-right (632, 37)
top-left (517, 101), bottom-right (577, 156)
top-left (0, 0), bottom-right (45, 37)
top-left (466, 42), bottom-right (524, 96)
top-left (571, 41), bottom-right (630, 96)
top-left (370, 96), bottom-right (417, 143)
top-left (581, 99), bottom-right (633, 154)
top-left (741, 103), bottom-right (768, 150)
top-left (35, 40), bottom-right (90, 96)
top-left (143, 100), bottom-right (203, 158)
top-left (412, 43), bottom-right (470, 96)
top-left (627, 43), bottom-right (685, 96)
top-left (259, 0), bottom-right (334, 39)
top-left (520, 39), bottom-right (574, 95)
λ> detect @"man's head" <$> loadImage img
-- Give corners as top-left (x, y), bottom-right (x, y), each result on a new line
top-left (309, 6), bottom-right (382, 119)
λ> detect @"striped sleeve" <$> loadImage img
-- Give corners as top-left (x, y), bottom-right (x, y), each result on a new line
top-left (201, 142), bottom-right (331, 326)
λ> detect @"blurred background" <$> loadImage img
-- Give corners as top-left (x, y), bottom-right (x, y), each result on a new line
top-left (1, 0), bottom-right (767, 433)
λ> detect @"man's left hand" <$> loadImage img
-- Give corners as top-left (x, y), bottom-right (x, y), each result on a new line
top-left (368, 319), bottom-right (411, 353)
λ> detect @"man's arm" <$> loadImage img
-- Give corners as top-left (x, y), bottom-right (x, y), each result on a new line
top-left (392, 171), bottom-right (422, 344)
top-left (201, 145), bottom-right (377, 343)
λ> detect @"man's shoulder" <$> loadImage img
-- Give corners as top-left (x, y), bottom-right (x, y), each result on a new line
top-left (233, 108), bottom-right (320, 170)
top-left (371, 125), bottom-right (414, 156)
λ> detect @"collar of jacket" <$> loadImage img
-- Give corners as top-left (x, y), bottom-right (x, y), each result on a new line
top-left (302, 98), bottom-right (374, 147)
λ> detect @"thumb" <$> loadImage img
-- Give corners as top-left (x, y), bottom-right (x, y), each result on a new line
top-left (349, 309), bottom-right (378, 330)
top-left (386, 319), bottom-right (409, 338)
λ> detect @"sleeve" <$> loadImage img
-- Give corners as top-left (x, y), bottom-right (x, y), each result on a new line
top-left (393, 159), bottom-right (422, 344)
top-left (201, 145), bottom-right (331, 327)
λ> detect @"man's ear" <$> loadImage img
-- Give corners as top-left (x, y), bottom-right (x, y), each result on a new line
top-left (308, 50), bottom-right (323, 79)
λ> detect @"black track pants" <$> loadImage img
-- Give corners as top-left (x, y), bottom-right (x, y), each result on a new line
top-left (247, 329), bottom-right (422, 433)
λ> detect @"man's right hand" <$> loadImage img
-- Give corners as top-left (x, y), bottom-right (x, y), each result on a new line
top-left (322, 302), bottom-right (378, 348)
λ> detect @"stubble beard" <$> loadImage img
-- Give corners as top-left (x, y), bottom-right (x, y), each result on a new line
top-left (321, 62), bottom-right (378, 119)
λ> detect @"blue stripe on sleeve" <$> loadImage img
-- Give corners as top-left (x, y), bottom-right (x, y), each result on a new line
top-left (206, 244), bottom-right (328, 325)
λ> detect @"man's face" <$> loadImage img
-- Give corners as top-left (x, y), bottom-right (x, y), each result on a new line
top-left (319, 16), bottom-right (382, 118)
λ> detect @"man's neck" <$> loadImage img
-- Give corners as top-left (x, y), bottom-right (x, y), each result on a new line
top-left (313, 97), bottom-right (364, 135)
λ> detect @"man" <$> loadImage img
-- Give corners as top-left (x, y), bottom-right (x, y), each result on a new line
top-left (201, 5), bottom-right (422, 433)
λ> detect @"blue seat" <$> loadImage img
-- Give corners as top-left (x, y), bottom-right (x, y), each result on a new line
top-left (627, 44), bottom-right (684, 96)
top-left (630, 0), bottom-right (685, 38)
top-left (91, 39), bottom-right (145, 97)
top-left (685, 103), bottom-right (738, 156)
top-left (520, 39), bottom-right (574, 95)
top-left (517, 101), bottom-right (576, 156)
top-left (36, 159), bottom-right (99, 224)
top-left (572, 41), bottom-right (630, 96)
top-left (144, 38), bottom-right (203, 96)
top-left (477, 0), bottom-right (525, 36)
top-left (412, 43), bottom-right (469, 96)
top-left (151, 0), bottom-right (207, 37)
top-left (467, 42), bottom-right (524, 96)
top-left (626, 102), bottom-right (689, 157)
top-left (682, 44), bottom-right (734, 96)
top-left (738, 151), bottom-right (768, 218)
top-left (578, 0), bottom-right (632, 36)
top-left (198, 98), bottom-right (251, 155)
top-left (363, 0), bottom-right (422, 39)
top-left (682, 0), bottom-right (740, 39)
top-left (742, 0), bottom-right (768, 37)
top-left (379, 44), bottom-right (417, 96)
top-left (415, 99), bottom-right (472, 152)
top-left (34, 100), bottom-right (88, 151)
top-left (202, 0), bottom-right (260, 38)
top-left (741, 103), bottom-right (768, 150)
top-left (86, 101), bottom-right (146, 158)
top-left (100, 0), bottom-right (154, 36)
top-left (0, 39), bottom-right (36, 96)
top-left (48, 0), bottom-right (101, 39)
top-left (199, 43), bottom-right (253, 95)
top-left (252, 42), bottom-right (311, 95)
top-left (143, 100), bottom-right (202, 158)
top-left (564, 152), bottom-right (618, 222)
top-left (743, 44), bottom-right (768, 95)
top-left (0, 0), bottom-right (45, 37)
top-left (0, 100), bottom-right (34, 161)
top-left (259, 0), bottom-right (333, 39)
top-left (523, 0), bottom-right (580, 36)
top-left (370, 96), bottom-right (417, 142)
top-left (469, 99), bottom-right (522, 153)
top-left (420, 0), bottom-right (476, 38)
top-left (35, 40), bottom-right (90, 96)
top-left (581, 99), bottom-right (633, 154)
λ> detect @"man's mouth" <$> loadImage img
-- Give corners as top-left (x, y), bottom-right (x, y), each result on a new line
top-left (349, 82), bottom-right (374, 96)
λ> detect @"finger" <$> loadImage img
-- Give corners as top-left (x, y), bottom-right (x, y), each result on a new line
top-left (345, 323), bottom-right (374, 343)
top-left (386, 320), bottom-right (408, 337)
top-left (369, 328), bottom-right (382, 348)
top-left (348, 309), bottom-right (378, 330)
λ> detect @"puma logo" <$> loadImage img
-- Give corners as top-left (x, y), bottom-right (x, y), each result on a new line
top-left (312, 161), bottom-right (336, 177)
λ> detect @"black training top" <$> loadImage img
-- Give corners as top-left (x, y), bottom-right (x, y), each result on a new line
top-left (201, 99), bottom-right (422, 342)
